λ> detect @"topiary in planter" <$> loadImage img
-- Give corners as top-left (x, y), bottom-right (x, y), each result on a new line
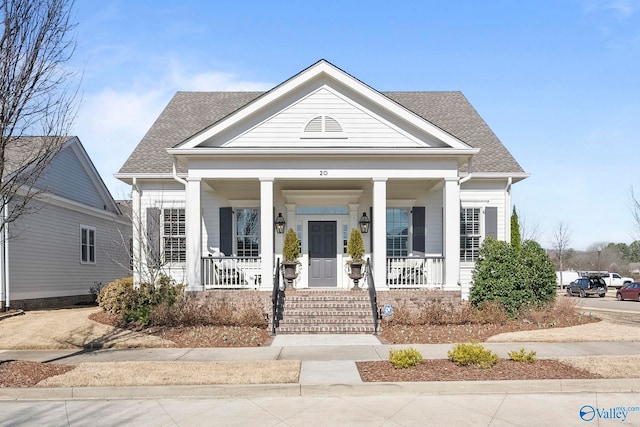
top-left (346, 228), bottom-right (365, 289)
top-left (282, 228), bottom-right (300, 282)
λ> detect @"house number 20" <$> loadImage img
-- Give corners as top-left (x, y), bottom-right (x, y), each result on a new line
top-left (320, 170), bottom-right (328, 176)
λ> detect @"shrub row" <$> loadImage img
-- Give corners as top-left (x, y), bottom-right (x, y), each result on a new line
top-left (389, 344), bottom-right (537, 369)
top-left (97, 277), bottom-right (267, 328)
top-left (386, 297), bottom-right (581, 328)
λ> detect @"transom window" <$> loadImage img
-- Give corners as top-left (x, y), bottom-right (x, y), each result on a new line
top-left (386, 208), bottom-right (409, 257)
top-left (80, 226), bottom-right (95, 263)
top-left (236, 208), bottom-right (259, 257)
top-left (460, 208), bottom-right (481, 262)
top-left (163, 208), bottom-right (186, 263)
top-left (296, 206), bottom-right (348, 215)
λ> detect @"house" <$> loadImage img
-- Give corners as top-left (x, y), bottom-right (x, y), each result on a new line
top-left (0, 136), bottom-right (131, 310)
top-left (116, 60), bottom-right (527, 299)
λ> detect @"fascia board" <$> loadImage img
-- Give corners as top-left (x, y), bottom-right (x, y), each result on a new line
top-left (462, 172), bottom-right (531, 182)
top-left (167, 147), bottom-right (480, 157)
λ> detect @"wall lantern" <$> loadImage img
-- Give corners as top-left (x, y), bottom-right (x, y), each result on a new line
top-left (275, 213), bottom-right (286, 234)
top-left (359, 212), bottom-right (371, 233)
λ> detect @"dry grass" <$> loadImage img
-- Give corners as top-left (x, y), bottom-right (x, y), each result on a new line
top-left (559, 356), bottom-right (640, 378)
top-left (37, 360), bottom-right (300, 387)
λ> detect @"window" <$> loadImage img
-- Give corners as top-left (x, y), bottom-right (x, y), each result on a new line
top-left (460, 208), bottom-right (481, 262)
top-left (163, 208), bottom-right (185, 263)
top-left (387, 208), bottom-right (409, 257)
top-left (81, 226), bottom-right (95, 263)
top-left (236, 208), bottom-right (259, 257)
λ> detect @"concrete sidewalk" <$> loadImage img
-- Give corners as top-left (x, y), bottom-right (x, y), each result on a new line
top-left (1, 335), bottom-right (639, 400)
top-left (1, 335), bottom-right (640, 426)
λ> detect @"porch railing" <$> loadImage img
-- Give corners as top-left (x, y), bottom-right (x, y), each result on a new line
top-left (365, 257), bottom-right (380, 335)
top-left (386, 256), bottom-right (444, 289)
top-left (271, 258), bottom-right (284, 336)
top-left (202, 256), bottom-right (262, 289)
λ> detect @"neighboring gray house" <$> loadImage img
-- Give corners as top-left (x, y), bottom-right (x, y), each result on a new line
top-left (117, 60), bottom-right (528, 299)
top-left (0, 136), bottom-right (131, 310)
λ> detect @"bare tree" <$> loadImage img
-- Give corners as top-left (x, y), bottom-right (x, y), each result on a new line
top-left (550, 221), bottom-right (572, 285)
top-left (629, 186), bottom-right (640, 240)
top-left (518, 210), bottom-right (541, 242)
top-left (0, 0), bottom-right (78, 231)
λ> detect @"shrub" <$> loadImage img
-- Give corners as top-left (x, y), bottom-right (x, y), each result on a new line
top-left (447, 342), bottom-right (498, 369)
top-left (474, 300), bottom-right (509, 325)
top-left (389, 348), bottom-right (423, 369)
top-left (508, 348), bottom-right (536, 363)
top-left (470, 237), bottom-right (556, 317)
top-left (147, 297), bottom-right (268, 328)
top-left (97, 277), bottom-right (136, 314)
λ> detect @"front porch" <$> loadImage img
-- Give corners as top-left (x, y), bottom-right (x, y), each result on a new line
top-left (181, 175), bottom-right (463, 293)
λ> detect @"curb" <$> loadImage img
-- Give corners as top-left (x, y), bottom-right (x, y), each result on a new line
top-left (0, 379), bottom-right (638, 401)
top-left (0, 310), bottom-right (24, 322)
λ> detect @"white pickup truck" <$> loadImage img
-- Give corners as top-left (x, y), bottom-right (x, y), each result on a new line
top-left (581, 272), bottom-right (633, 289)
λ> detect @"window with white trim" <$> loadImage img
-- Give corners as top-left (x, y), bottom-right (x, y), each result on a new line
top-left (386, 208), bottom-right (409, 257)
top-left (163, 208), bottom-right (186, 263)
top-left (80, 226), bottom-right (96, 263)
top-left (460, 208), bottom-right (481, 262)
top-left (236, 208), bottom-right (259, 257)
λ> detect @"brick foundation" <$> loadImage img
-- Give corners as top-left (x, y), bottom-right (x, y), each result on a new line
top-left (6, 294), bottom-right (96, 311)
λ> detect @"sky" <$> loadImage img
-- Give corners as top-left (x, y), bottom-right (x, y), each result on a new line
top-left (68, 0), bottom-right (640, 251)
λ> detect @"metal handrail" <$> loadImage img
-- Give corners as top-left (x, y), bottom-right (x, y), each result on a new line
top-left (365, 257), bottom-right (380, 335)
top-left (271, 258), bottom-right (284, 336)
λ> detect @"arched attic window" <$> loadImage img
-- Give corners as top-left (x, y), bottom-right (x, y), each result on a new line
top-left (302, 115), bottom-right (346, 138)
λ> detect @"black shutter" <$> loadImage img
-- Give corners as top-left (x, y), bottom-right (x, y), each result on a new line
top-left (220, 207), bottom-right (233, 255)
top-left (412, 207), bottom-right (426, 253)
top-left (485, 207), bottom-right (498, 239)
top-left (146, 207), bottom-right (161, 268)
top-left (369, 206), bottom-right (373, 255)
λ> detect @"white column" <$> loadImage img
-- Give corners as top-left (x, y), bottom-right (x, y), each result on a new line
top-left (185, 177), bottom-right (202, 291)
top-left (260, 178), bottom-right (274, 290)
top-left (443, 177), bottom-right (460, 291)
top-left (372, 178), bottom-right (387, 289)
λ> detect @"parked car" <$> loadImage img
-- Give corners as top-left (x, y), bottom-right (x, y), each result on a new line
top-left (566, 277), bottom-right (607, 298)
top-left (616, 282), bottom-right (640, 301)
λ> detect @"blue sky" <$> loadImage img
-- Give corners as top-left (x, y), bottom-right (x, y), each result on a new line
top-left (70, 0), bottom-right (640, 250)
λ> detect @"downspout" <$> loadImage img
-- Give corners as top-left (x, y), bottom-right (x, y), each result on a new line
top-left (171, 159), bottom-right (190, 288)
top-left (2, 204), bottom-right (9, 311)
top-left (459, 159), bottom-right (473, 185)
top-left (172, 159), bottom-right (188, 186)
top-left (505, 176), bottom-right (513, 242)
top-left (133, 177), bottom-right (142, 287)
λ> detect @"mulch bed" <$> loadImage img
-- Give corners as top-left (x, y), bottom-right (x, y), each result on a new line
top-left (378, 317), bottom-right (599, 344)
top-left (357, 359), bottom-right (601, 382)
top-left (0, 361), bottom-right (75, 388)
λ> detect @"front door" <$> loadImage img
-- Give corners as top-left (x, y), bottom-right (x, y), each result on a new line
top-left (308, 221), bottom-right (337, 287)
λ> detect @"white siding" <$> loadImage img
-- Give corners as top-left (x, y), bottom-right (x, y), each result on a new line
top-left (458, 180), bottom-right (511, 300)
top-left (8, 200), bottom-right (130, 300)
top-left (208, 87), bottom-right (439, 148)
top-left (136, 183), bottom-right (187, 285)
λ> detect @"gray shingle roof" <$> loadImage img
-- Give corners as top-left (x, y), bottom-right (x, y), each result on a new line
top-left (118, 91), bottom-right (524, 175)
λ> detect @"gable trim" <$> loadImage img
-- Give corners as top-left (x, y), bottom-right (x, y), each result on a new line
top-left (176, 60), bottom-right (474, 151)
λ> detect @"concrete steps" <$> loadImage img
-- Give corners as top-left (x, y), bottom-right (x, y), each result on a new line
top-left (276, 290), bottom-right (376, 334)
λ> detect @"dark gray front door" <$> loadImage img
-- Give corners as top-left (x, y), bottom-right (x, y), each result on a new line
top-left (308, 221), bottom-right (337, 287)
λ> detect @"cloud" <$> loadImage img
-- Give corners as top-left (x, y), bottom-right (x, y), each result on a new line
top-left (71, 65), bottom-right (273, 198)
top-left (581, 0), bottom-right (640, 17)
